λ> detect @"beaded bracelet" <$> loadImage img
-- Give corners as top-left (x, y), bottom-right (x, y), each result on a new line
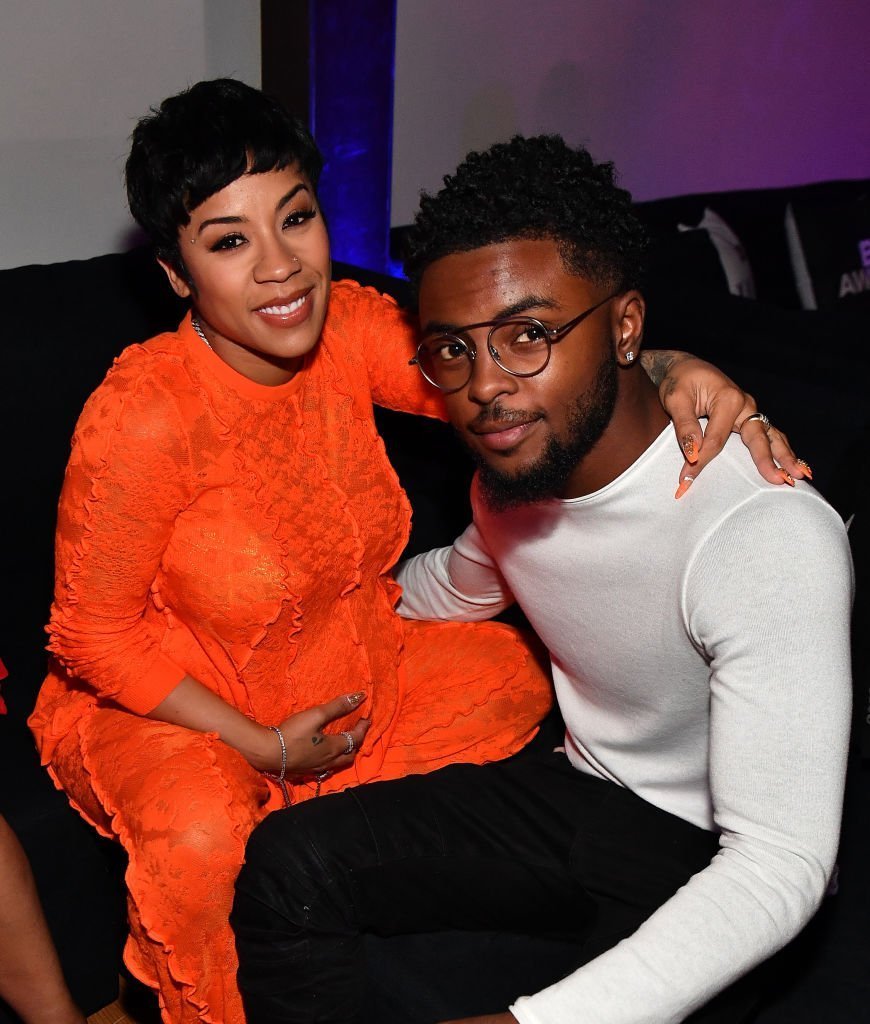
top-left (265, 724), bottom-right (291, 807)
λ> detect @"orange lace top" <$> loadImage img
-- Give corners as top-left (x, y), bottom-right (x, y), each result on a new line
top-left (32, 281), bottom-right (445, 780)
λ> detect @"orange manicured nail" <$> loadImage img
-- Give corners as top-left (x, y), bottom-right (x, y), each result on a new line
top-left (681, 435), bottom-right (698, 463)
top-left (796, 459), bottom-right (813, 480)
top-left (675, 476), bottom-right (694, 499)
top-left (778, 468), bottom-right (795, 486)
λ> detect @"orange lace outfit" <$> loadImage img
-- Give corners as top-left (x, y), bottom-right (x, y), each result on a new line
top-left (29, 281), bottom-right (552, 1024)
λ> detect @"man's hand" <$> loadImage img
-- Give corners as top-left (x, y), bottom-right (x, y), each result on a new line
top-left (641, 350), bottom-right (808, 498)
top-left (439, 1015), bottom-right (518, 1024)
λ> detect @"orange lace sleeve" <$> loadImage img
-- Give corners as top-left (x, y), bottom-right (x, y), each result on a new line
top-left (46, 351), bottom-right (192, 714)
top-left (330, 279), bottom-right (447, 420)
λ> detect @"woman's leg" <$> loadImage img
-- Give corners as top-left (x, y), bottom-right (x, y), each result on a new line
top-left (373, 618), bottom-right (553, 781)
top-left (0, 814), bottom-right (85, 1024)
top-left (50, 709), bottom-right (273, 1024)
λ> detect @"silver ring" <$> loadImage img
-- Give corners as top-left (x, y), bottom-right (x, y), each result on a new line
top-left (741, 412), bottom-right (770, 431)
top-left (340, 731), bottom-right (355, 756)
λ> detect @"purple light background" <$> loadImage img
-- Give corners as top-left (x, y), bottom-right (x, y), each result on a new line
top-left (391, 0), bottom-right (870, 225)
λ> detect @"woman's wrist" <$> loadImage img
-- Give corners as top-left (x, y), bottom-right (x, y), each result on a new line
top-left (147, 677), bottom-right (286, 772)
top-left (236, 721), bottom-right (281, 772)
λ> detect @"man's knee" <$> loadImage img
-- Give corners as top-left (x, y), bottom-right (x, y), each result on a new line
top-left (236, 793), bottom-right (367, 932)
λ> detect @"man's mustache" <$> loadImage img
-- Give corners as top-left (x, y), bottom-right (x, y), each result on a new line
top-left (468, 403), bottom-right (540, 431)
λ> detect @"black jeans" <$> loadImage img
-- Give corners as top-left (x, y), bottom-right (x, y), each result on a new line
top-left (232, 749), bottom-right (735, 1023)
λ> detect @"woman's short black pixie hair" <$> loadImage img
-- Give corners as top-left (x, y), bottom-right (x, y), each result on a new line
top-left (125, 78), bottom-right (323, 275)
top-left (403, 134), bottom-right (647, 294)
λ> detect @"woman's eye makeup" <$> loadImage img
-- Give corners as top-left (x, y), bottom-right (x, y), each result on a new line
top-left (201, 207), bottom-right (316, 251)
top-left (208, 232), bottom-right (247, 253)
top-left (283, 207), bottom-right (317, 228)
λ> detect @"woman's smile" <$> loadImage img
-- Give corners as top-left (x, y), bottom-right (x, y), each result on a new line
top-left (254, 287), bottom-right (314, 326)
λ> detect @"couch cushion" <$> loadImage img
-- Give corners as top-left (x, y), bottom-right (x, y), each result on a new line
top-left (637, 180), bottom-right (870, 308)
top-left (678, 208), bottom-right (756, 299)
top-left (786, 192), bottom-right (870, 310)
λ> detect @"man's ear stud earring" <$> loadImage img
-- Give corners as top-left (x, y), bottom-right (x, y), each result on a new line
top-left (626, 351), bottom-right (635, 363)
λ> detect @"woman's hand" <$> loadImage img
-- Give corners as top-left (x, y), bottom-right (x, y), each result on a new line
top-left (641, 350), bottom-right (809, 497)
top-left (264, 692), bottom-right (371, 779)
top-left (149, 676), bottom-right (369, 778)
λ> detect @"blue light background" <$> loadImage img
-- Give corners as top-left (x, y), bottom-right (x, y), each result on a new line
top-left (310, 0), bottom-right (399, 276)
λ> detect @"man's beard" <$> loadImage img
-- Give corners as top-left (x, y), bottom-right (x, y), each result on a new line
top-left (466, 352), bottom-right (618, 513)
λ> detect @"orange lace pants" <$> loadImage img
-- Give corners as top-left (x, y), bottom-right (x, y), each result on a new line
top-left (48, 621), bottom-right (551, 1023)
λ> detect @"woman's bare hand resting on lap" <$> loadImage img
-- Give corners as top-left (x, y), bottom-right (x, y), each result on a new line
top-left (148, 676), bottom-right (369, 779)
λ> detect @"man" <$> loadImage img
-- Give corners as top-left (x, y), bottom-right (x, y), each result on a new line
top-left (232, 136), bottom-right (852, 1023)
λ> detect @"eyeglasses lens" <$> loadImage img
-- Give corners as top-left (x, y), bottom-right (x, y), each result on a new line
top-left (418, 337), bottom-right (473, 390)
top-left (419, 319), bottom-right (551, 391)
top-left (490, 320), bottom-right (550, 374)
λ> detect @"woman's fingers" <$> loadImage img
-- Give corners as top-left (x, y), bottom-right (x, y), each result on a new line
top-left (675, 418), bottom-right (808, 499)
top-left (319, 717), bottom-right (372, 772)
top-left (655, 356), bottom-right (808, 490)
top-left (736, 417), bottom-right (785, 485)
top-left (766, 426), bottom-right (809, 480)
top-left (300, 717), bottom-right (372, 779)
top-left (316, 690), bottom-right (367, 727)
top-left (669, 415), bottom-right (702, 466)
top-left (277, 693), bottom-right (369, 775)
top-left (672, 393), bottom-right (741, 497)
top-left (737, 417), bottom-right (800, 485)
top-left (667, 385), bottom-right (746, 493)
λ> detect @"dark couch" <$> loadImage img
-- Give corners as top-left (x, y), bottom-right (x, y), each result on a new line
top-left (1, 177), bottom-right (867, 1021)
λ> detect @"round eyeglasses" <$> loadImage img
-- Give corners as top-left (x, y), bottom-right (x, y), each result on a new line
top-left (410, 293), bottom-right (617, 393)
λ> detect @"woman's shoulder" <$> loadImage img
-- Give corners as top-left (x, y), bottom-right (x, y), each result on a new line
top-left (94, 325), bottom-right (200, 393)
top-left (76, 327), bottom-right (199, 439)
top-left (323, 278), bottom-right (415, 360)
top-left (327, 277), bottom-right (408, 327)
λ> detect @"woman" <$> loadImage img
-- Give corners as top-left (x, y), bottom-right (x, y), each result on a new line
top-left (29, 80), bottom-right (800, 1023)
top-left (0, 814), bottom-right (85, 1024)
top-left (2, 655), bottom-right (84, 1024)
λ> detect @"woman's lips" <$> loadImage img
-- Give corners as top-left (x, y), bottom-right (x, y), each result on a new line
top-left (254, 289), bottom-right (313, 327)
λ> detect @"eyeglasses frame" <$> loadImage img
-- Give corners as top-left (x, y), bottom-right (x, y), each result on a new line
top-left (409, 292), bottom-right (619, 393)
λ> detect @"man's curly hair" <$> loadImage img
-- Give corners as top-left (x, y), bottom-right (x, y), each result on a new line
top-left (403, 135), bottom-right (647, 294)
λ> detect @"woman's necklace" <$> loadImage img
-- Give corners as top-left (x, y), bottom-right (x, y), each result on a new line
top-left (191, 316), bottom-right (213, 350)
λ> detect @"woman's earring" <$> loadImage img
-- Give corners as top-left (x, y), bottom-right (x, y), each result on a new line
top-left (626, 351), bottom-right (635, 363)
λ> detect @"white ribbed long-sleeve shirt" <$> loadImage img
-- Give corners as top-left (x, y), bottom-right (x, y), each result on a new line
top-left (396, 427), bottom-right (853, 1023)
